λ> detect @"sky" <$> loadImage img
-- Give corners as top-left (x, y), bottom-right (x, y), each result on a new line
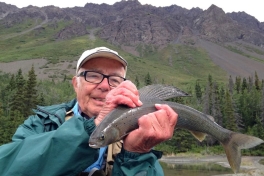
top-left (2, 0), bottom-right (263, 22)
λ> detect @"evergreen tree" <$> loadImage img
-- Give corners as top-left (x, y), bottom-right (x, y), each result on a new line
top-left (10, 69), bottom-right (25, 116)
top-left (38, 93), bottom-right (46, 106)
top-left (238, 89), bottom-right (262, 130)
top-left (202, 83), bottom-right (210, 115)
top-left (1, 74), bottom-right (16, 116)
top-left (5, 74), bottom-right (16, 91)
top-left (228, 75), bottom-right (234, 94)
top-left (235, 76), bottom-right (241, 94)
top-left (219, 86), bottom-right (226, 119)
top-left (254, 71), bottom-right (260, 90)
top-left (247, 116), bottom-right (264, 153)
top-left (235, 111), bottom-right (245, 132)
top-left (0, 110), bottom-right (24, 145)
top-left (238, 92), bottom-right (249, 129)
top-left (202, 75), bottom-right (214, 115)
top-left (223, 90), bottom-right (238, 131)
top-left (24, 65), bottom-right (38, 116)
top-left (165, 129), bottom-right (196, 153)
top-left (248, 89), bottom-right (262, 127)
top-left (135, 75), bottom-right (140, 88)
top-left (205, 82), bottom-right (223, 145)
top-left (144, 72), bottom-right (152, 86)
top-left (261, 85), bottom-right (264, 126)
top-left (241, 78), bottom-right (247, 93)
top-left (0, 102), bottom-right (3, 117)
top-left (195, 81), bottom-right (202, 102)
top-left (248, 76), bottom-right (253, 92)
top-left (211, 82), bottom-right (223, 126)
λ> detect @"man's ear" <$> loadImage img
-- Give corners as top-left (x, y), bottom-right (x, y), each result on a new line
top-left (72, 76), bottom-right (78, 92)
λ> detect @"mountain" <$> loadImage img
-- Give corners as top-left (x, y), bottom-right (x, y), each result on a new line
top-left (0, 0), bottom-right (264, 87)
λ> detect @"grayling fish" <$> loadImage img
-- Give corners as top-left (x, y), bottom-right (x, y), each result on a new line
top-left (89, 84), bottom-right (264, 173)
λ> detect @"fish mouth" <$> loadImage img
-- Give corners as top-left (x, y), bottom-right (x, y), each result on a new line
top-left (89, 142), bottom-right (100, 148)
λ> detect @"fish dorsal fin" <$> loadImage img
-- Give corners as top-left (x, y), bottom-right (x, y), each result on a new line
top-left (138, 84), bottom-right (190, 101)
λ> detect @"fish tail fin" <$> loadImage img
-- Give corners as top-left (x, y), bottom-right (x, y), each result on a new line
top-left (222, 132), bottom-right (263, 173)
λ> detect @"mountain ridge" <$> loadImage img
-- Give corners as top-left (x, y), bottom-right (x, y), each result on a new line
top-left (0, 0), bottom-right (264, 84)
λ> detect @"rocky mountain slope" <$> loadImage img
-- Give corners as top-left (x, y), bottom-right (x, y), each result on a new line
top-left (0, 0), bottom-right (264, 80)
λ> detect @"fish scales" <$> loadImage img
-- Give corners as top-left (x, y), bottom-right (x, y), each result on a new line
top-left (91, 100), bottom-right (230, 145)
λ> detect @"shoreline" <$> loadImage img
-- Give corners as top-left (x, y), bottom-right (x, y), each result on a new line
top-left (160, 155), bottom-right (264, 176)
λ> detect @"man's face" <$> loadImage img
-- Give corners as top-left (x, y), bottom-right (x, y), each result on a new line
top-left (72, 57), bottom-right (126, 117)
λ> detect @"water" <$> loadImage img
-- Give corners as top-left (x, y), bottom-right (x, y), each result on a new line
top-left (160, 162), bottom-right (233, 176)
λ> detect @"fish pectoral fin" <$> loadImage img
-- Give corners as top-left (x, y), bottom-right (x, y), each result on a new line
top-left (190, 131), bottom-right (207, 142)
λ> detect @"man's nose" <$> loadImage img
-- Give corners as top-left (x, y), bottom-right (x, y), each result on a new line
top-left (98, 77), bottom-right (111, 88)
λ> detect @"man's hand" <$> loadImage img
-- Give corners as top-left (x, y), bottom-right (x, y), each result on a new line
top-left (123, 104), bottom-right (178, 153)
top-left (95, 80), bottom-right (142, 126)
top-left (95, 81), bottom-right (177, 153)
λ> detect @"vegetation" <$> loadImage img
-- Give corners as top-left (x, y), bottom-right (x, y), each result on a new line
top-left (0, 68), bottom-right (263, 156)
top-left (225, 45), bottom-right (264, 63)
top-left (0, 68), bottom-right (75, 144)
top-left (155, 73), bottom-right (264, 155)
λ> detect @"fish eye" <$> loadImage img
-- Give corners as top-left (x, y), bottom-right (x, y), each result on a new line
top-left (99, 133), bottom-right (105, 140)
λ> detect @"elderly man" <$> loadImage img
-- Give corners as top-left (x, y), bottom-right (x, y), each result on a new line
top-left (0, 47), bottom-right (177, 176)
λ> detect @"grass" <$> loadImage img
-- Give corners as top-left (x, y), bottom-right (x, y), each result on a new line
top-left (243, 44), bottom-right (264, 55)
top-left (0, 18), bottom-right (42, 35)
top-left (128, 44), bottom-right (227, 89)
top-left (0, 19), bottom-right (229, 90)
top-left (225, 45), bottom-right (264, 63)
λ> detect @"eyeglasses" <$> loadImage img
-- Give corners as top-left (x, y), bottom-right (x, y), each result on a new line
top-left (77, 71), bottom-right (126, 87)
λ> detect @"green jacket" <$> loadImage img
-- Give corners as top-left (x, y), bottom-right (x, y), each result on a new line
top-left (0, 99), bottom-right (164, 176)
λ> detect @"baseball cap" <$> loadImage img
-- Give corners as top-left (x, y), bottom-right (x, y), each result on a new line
top-left (76, 47), bottom-right (128, 76)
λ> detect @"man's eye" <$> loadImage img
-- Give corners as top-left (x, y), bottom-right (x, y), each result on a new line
top-left (87, 74), bottom-right (100, 79)
top-left (110, 78), bottom-right (120, 83)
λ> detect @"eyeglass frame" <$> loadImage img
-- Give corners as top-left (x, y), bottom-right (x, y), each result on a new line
top-left (77, 70), bottom-right (126, 87)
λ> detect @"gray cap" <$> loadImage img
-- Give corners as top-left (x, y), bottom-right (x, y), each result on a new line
top-left (76, 47), bottom-right (127, 76)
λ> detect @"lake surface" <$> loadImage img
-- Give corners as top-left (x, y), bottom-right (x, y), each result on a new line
top-left (161, 162), bottom-right (233, 176)
top-left (160, 156), bottom-right (264, 176)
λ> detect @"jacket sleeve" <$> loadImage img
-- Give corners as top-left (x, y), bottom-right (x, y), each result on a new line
top-left (112, 148), bottom-right (164, 176)
top-left (0, 114), bottom-right (98, 176)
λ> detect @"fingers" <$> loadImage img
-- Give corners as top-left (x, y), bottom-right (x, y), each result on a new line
top-left (155, 104), bottom-right (177, 128)
top-left (105, 80), bottom-right (142, 108)
top-left (95, 81), bottom-right (142, 125)
top-left (123, 104), bottom-right (178, 153)
top-left (139, 105), bottom-right (177, 140)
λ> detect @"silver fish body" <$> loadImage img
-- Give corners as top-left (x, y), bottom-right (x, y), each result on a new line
top-left (89, 84), bottom-right (264, 173)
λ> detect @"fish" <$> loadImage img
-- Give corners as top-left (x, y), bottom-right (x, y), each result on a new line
top-left (89, 84), bottom-right (264, 173)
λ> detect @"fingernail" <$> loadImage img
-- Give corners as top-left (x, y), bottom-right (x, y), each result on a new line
top-left (155, 104), bottom-right (162, 108)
